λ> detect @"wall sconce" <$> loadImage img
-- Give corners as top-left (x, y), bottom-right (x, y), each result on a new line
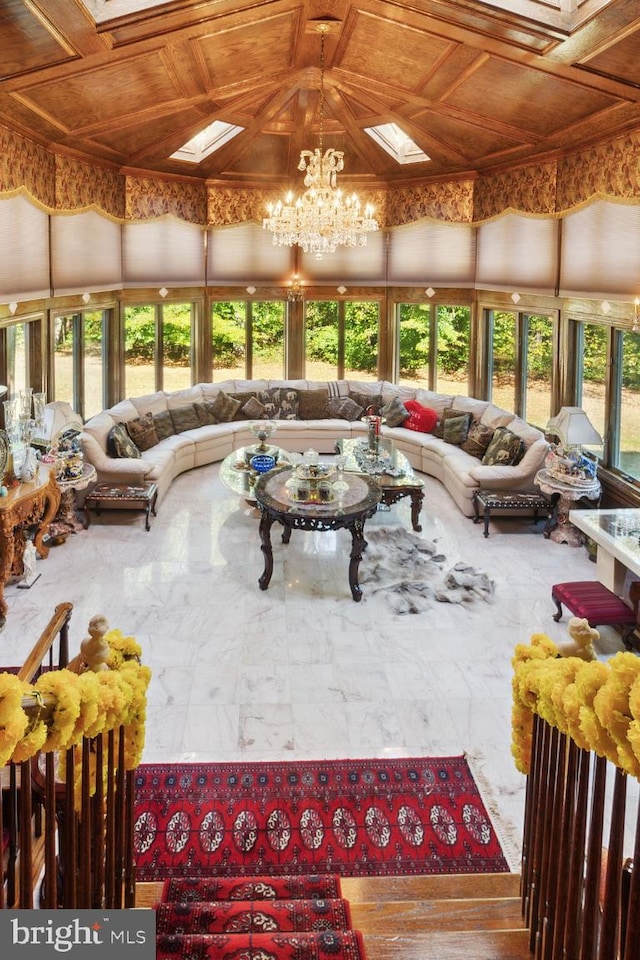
top-left (158, 287), bottom-right (168, 298)
top-left (337, 285), bottom-right (347, 295)
top-left (425, 287), bottom-right (435, 298)
top-left (8, 302), bottom-right (17, 315)
top-left (287, 275), bottom-right (304, 302)
top-left (246, 286), bottom-right (256, 295)
top-left (511, 292), bottom-right (521, 304)
top-left (82, 292), bottom-right (91, 304)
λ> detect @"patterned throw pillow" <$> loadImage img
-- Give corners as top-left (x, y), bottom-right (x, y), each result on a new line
top-left (210, 390), bottom-right (241, 423)
top-left (380, 397), bottom-right (409, 428)
top-left (298, 389), bottom-right (329, 420)
top-left (153, 409), bottom-right (175, 440)
top-left (327, 396), bottom-right (364, 421)
top-left (242, 395), bottom-right (268, 419)
top-left (125, 413), bottom-right (158, 452)
top-left (433, 408), bottom-right (473, 439)
top-left (443, 414), bottom-right (471, 445)
top-left (350, 391), bottom-right (383, 416)
top-left (481, 426), bottom-right (525, 466)
top-left (461, 421), bottom-right (494, 458)
top-left (170, 404), bottom-right (200, 433)
top-left (274, 387), bottom-right (299, 420)
top-left (403, 400), bottom-right (438, 434)
top-left (107, 422), bottom-right (141, 459)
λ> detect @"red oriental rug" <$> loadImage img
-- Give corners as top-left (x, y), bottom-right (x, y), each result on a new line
top-left (134, 755), bottom-right (510, 881)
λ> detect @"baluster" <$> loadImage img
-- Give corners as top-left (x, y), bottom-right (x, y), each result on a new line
top-left (113, 728), bottom-right (126, 908)
top-left (522, 712), bottom-right (544, 915)
top-left (19, 759), bottom-right (33, 908)
top-left (42, 752), bottom-right (57, 908)
top-left (597, 767), bottom-right (627, 960)
top-left (79, 738), bottom-right (92, 908)
top-left (92, 735), bottom-right (105, 907)
top-left (564, 747), bottom-right (591, 958)
top-left (580, 754), bottom-right (607, 960)
top-left (540, 729), bottom-right (567, 960)
top-left (104, 730), bottom-right (116, 907)
top-left (622, 797), bottom-right (640, 960)
top-left (551, 735), bottom-right (579, 960)
top-left (124, 769), bottom-right (136, 907)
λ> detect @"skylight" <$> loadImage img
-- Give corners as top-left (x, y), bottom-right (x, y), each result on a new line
top-left (170, 121), bottom-right (245, 164)
top-left (364, 124), bottom-right (430, 165)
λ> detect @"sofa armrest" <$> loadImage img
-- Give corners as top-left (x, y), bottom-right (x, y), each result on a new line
top-left (469, 462), bottom-right (536, 485)
top-left (80, 432), bottom-right (148, 483)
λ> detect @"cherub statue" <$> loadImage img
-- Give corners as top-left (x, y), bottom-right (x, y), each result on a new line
top-left (556, 617), bottom-right (598, 661)
top-left (21, 539), bottom-right (39, 587)
top-left (80, 614), bottom-right (110, 671)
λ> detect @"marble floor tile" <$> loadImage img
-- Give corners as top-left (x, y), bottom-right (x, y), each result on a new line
top-left (0, 461), bottom-right (618, 861)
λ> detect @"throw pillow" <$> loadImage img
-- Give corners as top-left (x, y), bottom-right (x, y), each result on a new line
top-left (107, 422), bottom-right (141, 459)
top-left (350, 391), bottom-right (383, 416)
top-left (481, 426), bottom-right (525, 466)
top-left (298, 389), bottom-right (329, 420)
top-left (443, 413), bottom-right (471, 445)
top-left (461, 421), bottom-right (494, 458)
top-left (170, 403), bottom-right (200, 433)
top-left (125, 413), bottom-right (158, 452)
top-left (210, 390), bottom-right (241, 423)
top-left (403, 400), bottom-right (438, 434)
top-left (242, 395), bottom-right (268, 419)
top-left (327, 396), bottom-right (364, 421)
top-left (276, 387), bottom-right (299, 420)
top-left (380, 396), bottom-right (409, 428)
top-left (153, 410), bottom-right (175, 440)
top-left (433, 408), bottom-right (473, 439)
top-left (230, 391), bottom-right (258, 421)
top-left (200, 400), bottom-right (219, 425)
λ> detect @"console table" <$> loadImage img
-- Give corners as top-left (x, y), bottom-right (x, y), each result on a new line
top-left (569, 509), bottom-right (640, 595)
top-left (0, 468), bottom-right (61, 628)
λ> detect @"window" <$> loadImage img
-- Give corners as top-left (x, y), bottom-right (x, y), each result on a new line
top-left (524, 315), bottom-right (554, 428)
top-left (54, 310), bottom-right (107, 419)
top-left (489, 311), bottom-right (517, 412)
top-left (436, 306), bottom-right (471, 395)
top-left (397, 304), bottom-right (431, 388)
top-left (344, 302), bottom-right (379, 381)
top-left (210, 301), bottom-right (284, 381)
top-left (575, 322), bottom-right (608, 452)
top-left (305, 301), bottom-right (339, 380)
top-left (396, 304), bottom-right (470, 392)
top-left (304, 301), bottom-right (380, 381)
top-left (616, 329), bottom-right (640, 479)
top-left (124, 302), bottom-right (193, 396)
top-left (5, 322), bottom-right (28, 396)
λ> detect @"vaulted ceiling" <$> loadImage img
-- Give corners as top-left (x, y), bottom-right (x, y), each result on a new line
top-left (1, 0), bottom-right (639, 188)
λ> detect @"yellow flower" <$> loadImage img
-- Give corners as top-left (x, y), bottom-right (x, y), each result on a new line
top-left (0, 673), bottom-right (31, 766)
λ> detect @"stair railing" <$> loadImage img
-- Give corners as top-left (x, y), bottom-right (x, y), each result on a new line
top-left (514, 637), bottom-right (640, 960)
top-left (1, 606), bottom-right (149, 910)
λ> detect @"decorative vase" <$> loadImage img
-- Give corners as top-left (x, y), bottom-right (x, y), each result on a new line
top-left (20, 446), bottom-right (38, 482)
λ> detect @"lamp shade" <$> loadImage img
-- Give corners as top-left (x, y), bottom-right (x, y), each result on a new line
top-left (546, 406), bottom-right (603, 446)
top-left (39, 401), bottom-right (83, 445)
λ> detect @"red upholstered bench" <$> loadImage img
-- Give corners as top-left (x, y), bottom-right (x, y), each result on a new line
top-left (552, 581), bottom-right (640, 650)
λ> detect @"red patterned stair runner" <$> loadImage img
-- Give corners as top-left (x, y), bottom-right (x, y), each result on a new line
top-left (155, 873), bottom-right (366, 960)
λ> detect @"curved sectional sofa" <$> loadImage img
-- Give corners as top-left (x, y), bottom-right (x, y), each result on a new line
top-left (80, 379), bottom-right (550, 518)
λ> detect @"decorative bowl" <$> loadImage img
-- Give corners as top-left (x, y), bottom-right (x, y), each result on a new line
top-left (249, 454), bottom-right (276, 474)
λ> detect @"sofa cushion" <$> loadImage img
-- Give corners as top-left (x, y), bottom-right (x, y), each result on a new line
top-left (452, 395), bottom-right (489, 421)
top-left (480, 403), bottom-right (516, 430)
top-left (415, 390), bottom-right (453, 417)
top-left (125, 413), bottom-right (159, 452)
top-left (507, 417), bottom-right (544, 451)
top-left (443, 413), bottom-right (471, 445)
top-left (461, 421), bottom-right (494, 458)
top-left (380, 396), bottom-right (409, 427)
top-left (211, 390), bottom-right (241, 422)
top-left (132, 391), bottom-right (168, 418)
top-left (108, 422), bottom-right (141, 459)
top-left (298, 389), bottom-right (329, 420)
top-left (165, 385), bottom-right (204, 410)
top-left (170, 403), bottom-right (200, 433)
top-left (482, 426), bottom-right (524, 466)
top-left (351, 390), bottom-right (383, 415)
top-left (327, 396), bottom-right (364, 421)
top-left (153, 409), bottom-right (175, 440)
top-left (403, 399), bottom-right (438, 434)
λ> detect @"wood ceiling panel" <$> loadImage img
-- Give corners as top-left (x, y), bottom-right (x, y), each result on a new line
top-left (196, 12), bottom-right (297, 89)
top-left (579, 28), bottom-right (640, 88)
top-left (339, 12), bottom-right (452, 92)
top-left (0, 0), bottom-right (77, 78)
top-left (445, 57), bottom-right (618, 138)
top-left (16, 51), bottom-right (187, 131)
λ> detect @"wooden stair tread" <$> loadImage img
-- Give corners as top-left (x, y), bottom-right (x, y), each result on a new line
top-left (341, 872), bottom-right (520, 902)
top-left (351, 896), bottom-right (525, 933)
top-left (362, 928), bottom-right (531, 960)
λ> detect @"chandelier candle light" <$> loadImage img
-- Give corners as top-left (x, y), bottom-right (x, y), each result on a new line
top-left (263, 24), bottom-right (378, 258)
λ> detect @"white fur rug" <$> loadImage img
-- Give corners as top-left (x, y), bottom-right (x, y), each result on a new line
top-left (363, 526), bottom-right (495, 615)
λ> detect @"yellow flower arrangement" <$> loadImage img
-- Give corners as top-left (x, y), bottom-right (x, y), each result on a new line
top-left (512, 634), bottom-right (640, 778)
top-left (0, 625), bottom-right (150, 780)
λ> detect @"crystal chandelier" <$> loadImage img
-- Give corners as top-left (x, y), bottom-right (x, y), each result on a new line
top-left (263, 24), bottom-right (378, 259)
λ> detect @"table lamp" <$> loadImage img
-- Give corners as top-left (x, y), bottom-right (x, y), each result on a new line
top-left (546, 407), bottom-right (603, 455)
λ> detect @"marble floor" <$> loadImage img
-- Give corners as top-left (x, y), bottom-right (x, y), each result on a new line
top-left (1, 462), bottom-right (620, 866)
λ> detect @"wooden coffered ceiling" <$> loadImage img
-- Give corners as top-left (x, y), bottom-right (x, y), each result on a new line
top-left (1, 0), bottom-right (639, 188)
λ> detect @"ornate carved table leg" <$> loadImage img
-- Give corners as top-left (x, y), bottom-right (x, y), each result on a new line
top-left (348, 518), bottom-right (367, 602)
top-left (410, 489), bottom-right (424, 532)
top-left (258, 510), bottom-right (275, 591)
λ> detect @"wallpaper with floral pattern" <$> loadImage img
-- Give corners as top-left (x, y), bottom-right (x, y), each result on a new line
top-left (0, 127), bottom-right (55, 208)
top-left (55, 155), bottom-right (125, 218)
top-left (125, 176), bottom-right (207, 223)
top-left (473, 162), bottom-right (558, 223)
top-left (386, 180), bottom-right (474, 226)
top-left (1, 121), bottom-right (639, 226)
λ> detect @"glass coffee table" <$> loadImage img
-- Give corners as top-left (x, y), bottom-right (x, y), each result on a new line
top-left (220, 446), bottom-right (289, 502)
top-left (336, 437), bottom-right (424, 531)
top-left (253, 467), bottom-right (381, 602)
